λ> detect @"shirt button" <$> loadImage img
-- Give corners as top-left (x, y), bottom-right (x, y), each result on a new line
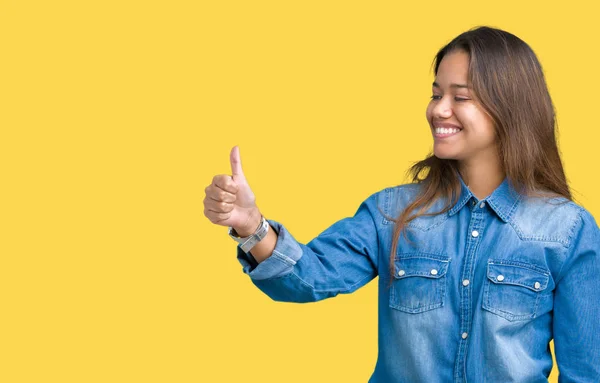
top-left (471, 230), bottom-right (479, 237)
top-left (480, 202), bottom-right (485, 208)
top-left (497, 275), bottom-right (505, 282)
top-left (534, 281), bottom-right (541, 289)
top-left (398, 270), bottom-right (406, 277)
top-left (462, 279), bottom-right (470, 286)
top-left (462, 332), bottom-right (468, 339)
top-left (430, 269), bottom-right (438, 276)
top-left (471, 200), bottom-right (476, 206)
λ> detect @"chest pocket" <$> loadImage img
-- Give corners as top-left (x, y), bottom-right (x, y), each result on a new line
top-left (389, 254), bottom-right (450, 314)
top-left (483, 261), bottom-right (552, 322)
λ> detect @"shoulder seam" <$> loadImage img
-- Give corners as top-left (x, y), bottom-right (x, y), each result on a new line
top-left (555, 207), bottom-right (585, 283)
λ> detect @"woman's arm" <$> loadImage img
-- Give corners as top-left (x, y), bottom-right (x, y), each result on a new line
top-left (237, 193), bottom-right (381, 303)
top-left (553, 208), bottom-right (600, 381)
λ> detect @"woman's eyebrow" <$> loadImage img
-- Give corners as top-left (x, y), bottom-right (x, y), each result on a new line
top-left (432, 82), bottom-right (470, 89)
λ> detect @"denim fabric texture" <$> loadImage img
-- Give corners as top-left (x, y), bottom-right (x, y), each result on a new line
top-left (236, 173), bottom-right (600, 383)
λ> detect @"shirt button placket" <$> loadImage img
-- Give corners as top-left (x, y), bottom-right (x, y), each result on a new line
top-left (456, 201), bottom-right (484, 381)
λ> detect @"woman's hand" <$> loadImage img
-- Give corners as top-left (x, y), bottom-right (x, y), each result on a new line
top-left (203, 146), bottom-right (261, 236)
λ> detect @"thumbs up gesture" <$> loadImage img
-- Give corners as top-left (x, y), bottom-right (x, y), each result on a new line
top-left (204, 146), bottom-right (261, 236)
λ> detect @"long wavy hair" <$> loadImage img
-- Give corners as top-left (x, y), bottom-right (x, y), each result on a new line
top-left (387, 26), bottom-right (572, 283)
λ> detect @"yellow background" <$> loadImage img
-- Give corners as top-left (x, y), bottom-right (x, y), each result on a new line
top-left (1, 1), bottom-right (598, 382)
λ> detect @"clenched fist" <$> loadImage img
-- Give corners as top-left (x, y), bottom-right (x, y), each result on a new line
top-left (203, 146), bottom-right (261, 236)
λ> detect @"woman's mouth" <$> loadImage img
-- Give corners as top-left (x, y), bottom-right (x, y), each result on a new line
top-left (433, 127), bottom-right (462, 138)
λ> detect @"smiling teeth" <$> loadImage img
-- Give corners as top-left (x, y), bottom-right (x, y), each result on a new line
top-left (435, 127), bottom-right (461, 134)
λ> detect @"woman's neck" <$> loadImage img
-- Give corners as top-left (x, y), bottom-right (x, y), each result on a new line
top-left (458, 159), bottom-right (505, 200)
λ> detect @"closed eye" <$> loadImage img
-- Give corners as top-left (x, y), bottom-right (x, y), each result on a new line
top-left (430, 95), bottom-right (470, 102)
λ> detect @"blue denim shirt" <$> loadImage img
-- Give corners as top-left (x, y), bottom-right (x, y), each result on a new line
top-left (237, 175), bottom-right (600, 383)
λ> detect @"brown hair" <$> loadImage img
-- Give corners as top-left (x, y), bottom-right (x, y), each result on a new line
top-left (387, 26), bottom-right (572, 283)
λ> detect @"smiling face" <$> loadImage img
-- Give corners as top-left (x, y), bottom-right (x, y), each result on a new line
top-left (426, 50), bottom-right (498, 164)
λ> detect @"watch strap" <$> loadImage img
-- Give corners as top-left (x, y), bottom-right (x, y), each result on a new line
top-left (229, 216), bottom-right (269, 253)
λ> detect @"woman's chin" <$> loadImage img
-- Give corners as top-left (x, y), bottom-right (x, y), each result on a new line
top-left (433, 150), bottom-right (459, 160)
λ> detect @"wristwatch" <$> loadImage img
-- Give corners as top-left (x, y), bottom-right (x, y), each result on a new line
top-left (229, 215), bottom-right (269, 253)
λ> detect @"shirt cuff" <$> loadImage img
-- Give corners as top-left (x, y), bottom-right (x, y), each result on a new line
top-left (236, 219), bottom-right (303, 280)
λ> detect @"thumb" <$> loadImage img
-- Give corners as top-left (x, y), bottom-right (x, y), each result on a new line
top-left (230, 145), bottom-right (245, 177)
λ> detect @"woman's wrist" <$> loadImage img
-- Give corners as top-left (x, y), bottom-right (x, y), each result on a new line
top-left (234, 208), bottom-right (262, 237)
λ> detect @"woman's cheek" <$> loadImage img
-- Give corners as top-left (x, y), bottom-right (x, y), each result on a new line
top-left (425, 103), bottom-right (434, 119)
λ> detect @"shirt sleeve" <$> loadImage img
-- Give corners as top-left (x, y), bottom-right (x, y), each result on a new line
top-left (236, 192), bottom-right (381, 303)
top-left (553, 207), bottom-right (600, 382)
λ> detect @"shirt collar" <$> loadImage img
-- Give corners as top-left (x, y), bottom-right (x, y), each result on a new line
top-left (448, 170), bottom-right (521, 223)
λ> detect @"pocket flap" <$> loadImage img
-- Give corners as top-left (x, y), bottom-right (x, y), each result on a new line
top-left (394, 255), bottom-right (450, 280)
top-left (486, 262), bottom-right (549, 291)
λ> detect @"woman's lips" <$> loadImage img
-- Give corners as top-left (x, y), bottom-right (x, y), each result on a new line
top-left (434, 129), bottom-right (462, 139)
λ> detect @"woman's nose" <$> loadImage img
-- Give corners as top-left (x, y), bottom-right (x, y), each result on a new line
top-left (433, 96), bottom-right (453, 119)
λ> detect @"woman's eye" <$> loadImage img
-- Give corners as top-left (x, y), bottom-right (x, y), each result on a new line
top-left (430, 95), bottom-right (469, 102)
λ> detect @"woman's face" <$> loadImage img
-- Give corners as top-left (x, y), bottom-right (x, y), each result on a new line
top-left (425, 50), bottom-right (498, 164)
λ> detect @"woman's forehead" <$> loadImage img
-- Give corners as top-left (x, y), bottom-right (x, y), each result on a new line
top-left (434, 51), bottom-right (470, 87)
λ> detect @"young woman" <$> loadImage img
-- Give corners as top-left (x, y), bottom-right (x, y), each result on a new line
top-left (203, 26), bottom-right (600, 382)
